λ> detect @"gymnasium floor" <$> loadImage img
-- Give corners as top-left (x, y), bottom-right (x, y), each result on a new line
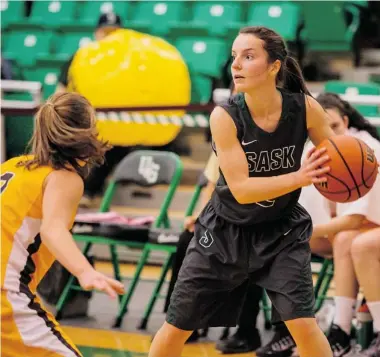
top-left (55, 262), bottom-right (335, 357)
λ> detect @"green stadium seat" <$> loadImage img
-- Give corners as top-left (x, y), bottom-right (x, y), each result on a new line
top-left (54, 33), bottom-right (94, 61)
top-left (23, 66), bottom-right (61, 100)
top-left (175, 37), bottom-right (228, 78)
top-left (1, 32), bottom-right (9, 51)
top-left (246, 2), bottom-right (301, 42)
top-left (300, 1), bottom-right (361, 52)
top-left (78, 1), bottom-right (130, 28)
top-left (349, 0), bottom-right (368, 8)
top-left (359, 107), bottom-right (380, 117)
top-left (4, 91), bottom-right (35, 158)
top-left (325, 81), bottom-right (380, 116)
top-left (172, 2), bottom-right (242, 38)
top-left (26, 1), bottom-right (78, 29)
top-left (125, 1), bottom-right (185, 37)
top-left (38, 33), bottom-right (94, 66)
top-left (5, 114), bottom-right (34, 159)
top-left (191, 75), bottom-right (213, 104)
top-left (2, 31), bottom-right (53, 67)
top-left (0, 0), bottom-right (25, 30)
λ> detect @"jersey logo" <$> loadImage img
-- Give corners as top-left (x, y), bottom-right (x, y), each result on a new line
top-left (255, 199), bottom-right (276, 208)
top-left (1, 172), bottom-right (15, 194)
top-left (199, 230), bottom-right (214, 248)
top-left (242, 139), bottom-right (258, 146)
top-left (246, 145), bottom-right (295, 173)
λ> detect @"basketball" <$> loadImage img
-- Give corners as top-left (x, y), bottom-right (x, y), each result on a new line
top-left (314, 135), bottom-right (379, 203)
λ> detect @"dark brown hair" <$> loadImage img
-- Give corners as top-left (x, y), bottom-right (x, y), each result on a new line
top-left (239, 26), bottom-right (311, 96)
top-left (18, 92), bottom-right (110, 179)
top-left (317, 92), bottom-right (380, 141)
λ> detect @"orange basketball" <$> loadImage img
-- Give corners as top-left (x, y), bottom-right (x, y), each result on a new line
top-left (314, 135), bottom-right (378, 203)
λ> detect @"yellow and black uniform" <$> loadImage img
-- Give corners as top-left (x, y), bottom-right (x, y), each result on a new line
top-left (1, 156), bottom-right (81, 357)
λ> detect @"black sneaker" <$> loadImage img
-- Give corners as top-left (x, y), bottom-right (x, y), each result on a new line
top-left (256, 328), bottom-right (295, 357)
top-left (327, 324), bottom-right (352, 357)
top-left (215, 328), bottom-right (261, 354)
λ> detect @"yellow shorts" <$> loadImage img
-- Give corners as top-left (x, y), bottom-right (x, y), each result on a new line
top-left (1, 289), bottom-right (82, 357)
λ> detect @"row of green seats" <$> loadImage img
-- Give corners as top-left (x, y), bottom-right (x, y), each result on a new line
top-left (2, 1), bottom-right (299, 35)
top-left (2, 31), bottom-right (94, 66)
top-left (2, 30), bottom-right (229, 83)
top-left (2, 1), bottom-right (131, 30)
top-left (2, 1), bottom-right (362, 50)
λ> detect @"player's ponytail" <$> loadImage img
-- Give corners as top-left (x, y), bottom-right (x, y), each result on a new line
top-left (239, 26), bottom-right (311, 96)
top-left (282, 56), bottom-right (311, 96)
top-left (317, 92), bottom-right (380, 141)
top-left (18, 92), bottom-right (110, 178)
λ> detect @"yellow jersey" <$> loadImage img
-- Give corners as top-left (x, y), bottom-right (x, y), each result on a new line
top-left (1, 156), bottom-right (83, 357)
top-left (1, 156), bottom-right (55, 294)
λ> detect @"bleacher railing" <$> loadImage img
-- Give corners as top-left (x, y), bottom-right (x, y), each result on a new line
top-left (2, 80), bottom-right (380, 127)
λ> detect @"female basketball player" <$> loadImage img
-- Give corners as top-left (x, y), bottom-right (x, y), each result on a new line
top-left (149, 26), bottom-right (335, 357)
top-left (1, 92), bottom-right (125, 357)
top-left (298, 93), bottom-right (380, 356)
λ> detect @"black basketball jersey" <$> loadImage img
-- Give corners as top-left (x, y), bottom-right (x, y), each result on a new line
top-left (210, 88), bottom-right (308, 226)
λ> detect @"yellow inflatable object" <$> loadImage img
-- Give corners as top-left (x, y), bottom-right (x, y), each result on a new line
top-left (68, 29), bottom-right (191, 146)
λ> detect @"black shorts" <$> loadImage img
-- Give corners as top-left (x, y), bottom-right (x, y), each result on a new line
top-left (166, 202), bottom-right (315, 331)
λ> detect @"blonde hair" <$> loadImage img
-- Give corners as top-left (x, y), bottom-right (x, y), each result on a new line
top-left (18, 92), bottom-right (110, 179)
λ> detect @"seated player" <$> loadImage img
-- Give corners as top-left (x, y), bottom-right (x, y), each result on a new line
top-left (348, 228), bottom-right (380, 357)
top-left (1, 93), bottom-right (125, 357)
top-left (304, 94), bottom-right (380, 357)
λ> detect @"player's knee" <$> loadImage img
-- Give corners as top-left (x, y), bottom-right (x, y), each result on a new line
top-left (351, 234), bottom-right (375, 261)
top-left (333, 231), bottom-right (355, 257)
top-left (159, 321), bottom-right (193, 342)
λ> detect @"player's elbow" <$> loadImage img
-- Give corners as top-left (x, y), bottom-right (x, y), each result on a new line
top-left (40, 221), bottom-right (66, 242)
top-left (230, 185), bottom-right (249, 204)
top-left (40, 223), bottom-right (54, 242)
top-left (236, 196), bottom-right (250, 204)
top-left (227, 178), bottom-right (253, 204)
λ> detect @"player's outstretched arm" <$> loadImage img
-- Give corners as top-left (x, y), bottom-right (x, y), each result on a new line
top-left (210, 107), bottom-right (331, 204)
top-left (40, 170), bottom-right (124, 298)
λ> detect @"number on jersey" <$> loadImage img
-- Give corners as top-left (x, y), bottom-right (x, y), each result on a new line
top-left (1, 172), bottom-right (15, 194)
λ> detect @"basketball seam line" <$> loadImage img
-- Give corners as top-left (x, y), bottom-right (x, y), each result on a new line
top-left (328, 138), bottom-right (361, 198)
top-left (357, 138), bottom-right (367, 191)
top-left (319, 168), bottom-right (377, 195)
top-left (362, 164), bottom-right (378, 190)
top-left (324, 171), bottom-right (351, 201)
top-left (356, 137), bottom-right (373, 189)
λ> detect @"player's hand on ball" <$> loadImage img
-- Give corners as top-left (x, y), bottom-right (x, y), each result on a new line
top-left (296, 147), bottom-right (331, 187)
top-left (78, 268), bottom-right (125, 298)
